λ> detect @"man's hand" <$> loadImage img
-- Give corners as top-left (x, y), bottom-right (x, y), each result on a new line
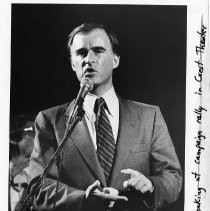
top-left (85, 180), bottom-right (128, 208)
top-left (121, 169), bottom-right (154, 193)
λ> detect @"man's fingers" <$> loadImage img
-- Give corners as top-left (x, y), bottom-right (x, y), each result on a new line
top-left (86, 180), bottom-right (100, 197)
top-left (124, 178), bottom-right (143, 191)
top-left (89, 180), bottom-right (100, 193)
top-left (103, 188), bottom-right (110, 194)
top-left (121, 168), bottom-right (134, 175)
top-left (140, 185), bottom-right (150, 193)
top-left (139, 182), bottom-right (154, 193)
top-left (123, 180), bottom-right (129, 188)
top-left (103, 187), bottom-right (118, 196)
top-left (112, 195), bottom-right (128, 202)
top-left (93, 192), bottom-right (128, 201)
top-left (108, 201), bottom-right (115, 209)
top-left (105, 194), bottom-right (128, 201)
top-left (121, 169), bottom-right (140, 178)
top-left (122, 170), bottom-right (154, 193)
top-left (135, 181), bottom-right (146, 191)
top-left (128, 178), bottom-right (138, 187)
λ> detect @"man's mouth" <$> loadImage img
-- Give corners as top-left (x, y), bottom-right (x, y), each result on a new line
top-left (83, 68), bottom-right (97, 77)
top-left (84, 68), bottom-right (96, 74)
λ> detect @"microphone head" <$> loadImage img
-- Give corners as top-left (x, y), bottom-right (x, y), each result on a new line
top-left (80, 77), bottom-right (94, 91)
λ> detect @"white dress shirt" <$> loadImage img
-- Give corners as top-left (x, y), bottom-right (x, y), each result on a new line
top-left (83, 87), bottom-right (119, 149)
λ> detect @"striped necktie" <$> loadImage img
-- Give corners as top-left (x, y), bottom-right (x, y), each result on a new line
top-left (94, 97), bottom-right (116, 183)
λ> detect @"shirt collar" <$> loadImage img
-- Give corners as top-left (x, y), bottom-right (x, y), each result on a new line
top-left (101, 87), bottom-right (118, 117)
top-left (83, 87), bottom-right (118, 118)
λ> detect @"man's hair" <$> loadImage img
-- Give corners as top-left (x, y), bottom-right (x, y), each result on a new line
top-left (67, 22), bottom-right (120, 57)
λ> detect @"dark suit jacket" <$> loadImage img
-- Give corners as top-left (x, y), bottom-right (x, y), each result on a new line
top-left (29, 97), bottom-right (182, 211)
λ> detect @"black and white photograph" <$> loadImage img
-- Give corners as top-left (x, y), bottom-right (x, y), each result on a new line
top-left (0, 1), bottom-right (209, 211)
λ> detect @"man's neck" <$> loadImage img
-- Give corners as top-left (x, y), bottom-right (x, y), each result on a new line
top-left (91, 83), bottom-right (114, 97)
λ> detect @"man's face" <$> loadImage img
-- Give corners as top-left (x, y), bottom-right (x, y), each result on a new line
top-left (70, 29), bottom-right (119, 94)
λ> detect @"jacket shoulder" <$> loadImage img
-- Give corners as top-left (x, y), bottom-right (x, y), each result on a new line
top-left (43, 103), bottom-right (68, 115)
top-left (36, 103), bottom-right (69, 123)
top-left (121, 98), bottom-right (159, 113)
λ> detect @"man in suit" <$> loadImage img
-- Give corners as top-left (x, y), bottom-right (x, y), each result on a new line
top-left (29, 22), bottom-right (182, 211)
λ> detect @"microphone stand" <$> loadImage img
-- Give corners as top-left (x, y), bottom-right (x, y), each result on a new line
top-left (20, 107), bottom-right (85, 211)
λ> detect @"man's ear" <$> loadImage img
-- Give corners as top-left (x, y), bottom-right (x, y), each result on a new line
top-left (113, 55), bottom-right (120, 69)
top-left (70, 57), bottom-right (76, 72)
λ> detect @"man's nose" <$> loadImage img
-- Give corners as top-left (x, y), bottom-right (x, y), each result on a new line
top-left (84, 51), bottom-right (95, 65)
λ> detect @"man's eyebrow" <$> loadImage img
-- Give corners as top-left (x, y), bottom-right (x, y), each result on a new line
top-left (91, 46), bottom-right (106, 51)
top-left (73, 46), bottom-right (106, 54)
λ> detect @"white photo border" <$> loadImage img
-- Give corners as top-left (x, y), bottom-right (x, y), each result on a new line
top-left (1, 1), bottom-right (209, 211)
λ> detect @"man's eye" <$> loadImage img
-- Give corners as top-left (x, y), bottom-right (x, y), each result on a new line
top-left (94, 48), bottom-right (105, 54)
top-left (76, 49), bottom-right (87, 57)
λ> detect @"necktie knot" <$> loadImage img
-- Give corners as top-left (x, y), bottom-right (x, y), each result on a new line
top-left (94, 97), bottom-right (106, 115)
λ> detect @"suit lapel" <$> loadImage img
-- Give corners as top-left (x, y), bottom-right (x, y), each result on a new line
top-left (64, 102), bottom-right (107, 187)
top-left (109, 97), bottom-right (138, 185)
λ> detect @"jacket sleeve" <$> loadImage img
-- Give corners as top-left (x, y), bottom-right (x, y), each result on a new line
top-left (29, 111), bottom-right (86, 211)
top-left (146, 106), bottom-right (182, 208)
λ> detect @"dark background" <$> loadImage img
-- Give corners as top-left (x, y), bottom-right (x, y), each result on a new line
top-left (10, 4), bottom-right (186, 211)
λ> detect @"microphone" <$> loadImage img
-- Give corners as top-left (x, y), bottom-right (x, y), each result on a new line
top-left (69, 77), bottom-right (94, 122)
